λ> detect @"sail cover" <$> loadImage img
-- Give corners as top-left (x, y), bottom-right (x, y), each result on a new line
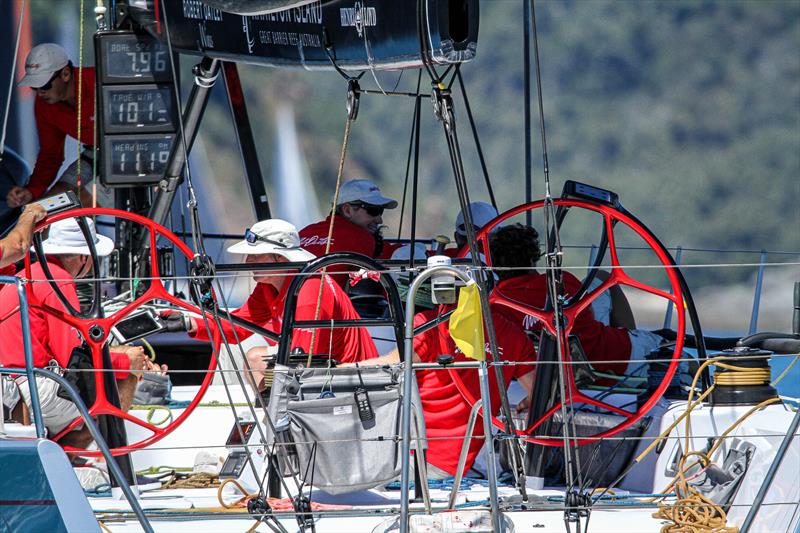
top-left (147, 0), bottom-right (478, 71)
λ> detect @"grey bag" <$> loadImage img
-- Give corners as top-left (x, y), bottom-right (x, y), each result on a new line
top-left (265, 364), bottom-right (425, 495)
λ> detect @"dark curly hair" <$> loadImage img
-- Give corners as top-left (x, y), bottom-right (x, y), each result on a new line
top-left (489, 224), bottom-right (542, 280)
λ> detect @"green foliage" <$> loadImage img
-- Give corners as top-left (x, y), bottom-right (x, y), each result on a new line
top-left (26, 1), bottom-right (799, 286)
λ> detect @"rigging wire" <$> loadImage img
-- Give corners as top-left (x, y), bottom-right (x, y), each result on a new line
top-left (454, 67), bottom-right (497, 211)
top-left (528, 1), bottom-right (589, 525)
top-left (0, 0), bottom-right (26, 160)
top-left (396, 70), bottom-right (423, 240)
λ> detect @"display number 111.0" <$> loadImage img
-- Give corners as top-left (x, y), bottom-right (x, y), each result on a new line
top-left (118, 150), bottom-right (169, 174)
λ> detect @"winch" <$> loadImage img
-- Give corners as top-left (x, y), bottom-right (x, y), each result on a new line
top-left (710, 347), bottom-right (778, 406)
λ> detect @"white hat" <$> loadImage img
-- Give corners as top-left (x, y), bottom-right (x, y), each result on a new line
top-left (227, 219), bottom-right (316, 262)
top-left (454, 201), bottom-right (499, 236)
top-left (38, 218), bottom-right (114, 257)
top-left (18, 43), bottom-right (70, 88)
top-left (337, 179), bottom-right (398, 209)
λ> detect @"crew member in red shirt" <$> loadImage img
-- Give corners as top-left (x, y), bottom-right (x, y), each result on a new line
top-left (357, 307), bottom-right (536, 478)
top-left (299, 179), bottom-right (401, 260)
top-left (489, 224), bottom-right (633, 375)
top-left (0, 218), bottom-right (154, 446)
top-left (10, 43), bottom-right (105, 207)
top-left (164, 219), bottom-right (380, 391)
top-left (0, 203), bottom-right (46, 276)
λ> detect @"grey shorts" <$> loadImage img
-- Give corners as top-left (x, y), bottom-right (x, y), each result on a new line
top-left (15, 374), bottom-right (82, 436)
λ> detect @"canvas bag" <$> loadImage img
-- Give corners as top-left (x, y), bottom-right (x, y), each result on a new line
top-left (265, 364), bottom-right (425, 495)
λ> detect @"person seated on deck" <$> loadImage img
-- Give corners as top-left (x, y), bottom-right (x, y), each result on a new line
top-left (298, 179), bottom-right (401, 261)
top-left (0, 218), bottom-right (159, 447)
top-left (352, 305), bottom-right (536, 478)
top-left (0, 203), bottom-right (47, 276)
top-left (441, 201), bottom-right (499, 258)
top-left (165, 219), bottom-right (380, 391)
top-left (489, 223), bottom-right (647, 376)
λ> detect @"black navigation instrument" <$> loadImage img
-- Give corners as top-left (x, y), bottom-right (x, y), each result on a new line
top-left (101, 85), bottom-right (177, 133)
top-left (96, 31), bottom-right (177, 186)
top-left (97, 32), bottom-right (172, 83)
top-left (103, 134), bottom-right (174, 181)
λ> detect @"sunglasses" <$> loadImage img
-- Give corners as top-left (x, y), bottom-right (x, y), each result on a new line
top-left (34, 69), bottom-right (62, 92)
top-left (244, 228), bottom-right (290, 248)
top-left (455, 223), bottom-right (481, 235)
top-left (350, 202), bottom-right (384, 217)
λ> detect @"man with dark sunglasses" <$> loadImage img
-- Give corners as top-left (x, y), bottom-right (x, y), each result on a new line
top-left (299, 179), bottom-right (401, 263)
top-left (10, 43), bottom-right (105, 208)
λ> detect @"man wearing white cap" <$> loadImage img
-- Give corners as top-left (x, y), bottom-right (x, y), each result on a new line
top-left (444, 201), bottom-right (499, 257)
top-left (0, 218), bottom-right (152, 444)
top-left (168, 219), bottom-right (379, 390)
top-left (299, 179), bottom-right (401, 261)
top-left (8, 43), bottom-right (99, 208)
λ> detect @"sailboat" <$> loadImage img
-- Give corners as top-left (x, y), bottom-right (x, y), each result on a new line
top-left (1, 1), bottom-right (798, 532)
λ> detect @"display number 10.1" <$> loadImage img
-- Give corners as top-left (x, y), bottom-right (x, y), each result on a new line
top-left (117, 101), bottom-right (166, 124)
top-left (126, 51), bottom-right (167, 73)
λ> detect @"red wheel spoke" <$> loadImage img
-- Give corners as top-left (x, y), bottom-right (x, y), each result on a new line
top-left (523, 401), bottom-right (563, 434)
top-left (605, 214), bottom-right (621, 268)
top-left (619, 274), bottom-right (680, 303)
top-left (570, 392), bottom-right (635, 418)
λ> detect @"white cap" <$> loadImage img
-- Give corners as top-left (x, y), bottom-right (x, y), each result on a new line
top-left (18, 43), bottom-right (70, 88)
top-left (337, 179), bottom-right (398, 209)
top-left (38, 218), bottom-right (114, 257)
top-left (227, 218), bottom-right (316, 262)
top-left (454, 201), bottom-right (498, 236)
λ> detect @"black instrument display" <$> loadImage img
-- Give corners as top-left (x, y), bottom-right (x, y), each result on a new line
top-left (98, 32), bottom-right (172, 83)
top-left (97, 31), bottom-right (178, 187)
top-left (101, 85), bottom-right (177, 133)
top-left (103, 134), bottom-right (174, 184)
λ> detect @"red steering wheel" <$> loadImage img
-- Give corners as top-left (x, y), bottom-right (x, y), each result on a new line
top-left (455, 198), bottom-right (685, 446)
top-left (25, 207), bottom-right (221, 456)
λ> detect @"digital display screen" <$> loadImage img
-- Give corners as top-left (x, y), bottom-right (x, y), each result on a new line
top-left (102, 85), bottom-right (176, 133)
top-left (99, 33), bottom-right (172, 83)
top-left (226, 422), bottom-right (256, 446)
top-left (103, 134), bottom-right (174, 184)
top-left (112, 311), bottom-right (164, 343)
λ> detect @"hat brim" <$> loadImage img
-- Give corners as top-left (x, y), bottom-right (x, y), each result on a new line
top-left (356, 193), bottom-right (398, 209)
top-left (227, 240), bottom-right (315, 262)
top-left (18, 70), bottom-right (58, 88)
top-left (38, 233), bottom-right (115, 257)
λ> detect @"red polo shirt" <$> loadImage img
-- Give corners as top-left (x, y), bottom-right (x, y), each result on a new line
top-left (492, 272), bottom-right (631, 375)
top-left (27, 67), bottom-right (96, 199)
top-left (412, 308), bottom-right (535, 476)
top-left (0, 259), bottom-right (129, 376)
top-left (192, 275), bottom-right (379, 364)
top-left (299, 215), bottom-right (400, 260)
